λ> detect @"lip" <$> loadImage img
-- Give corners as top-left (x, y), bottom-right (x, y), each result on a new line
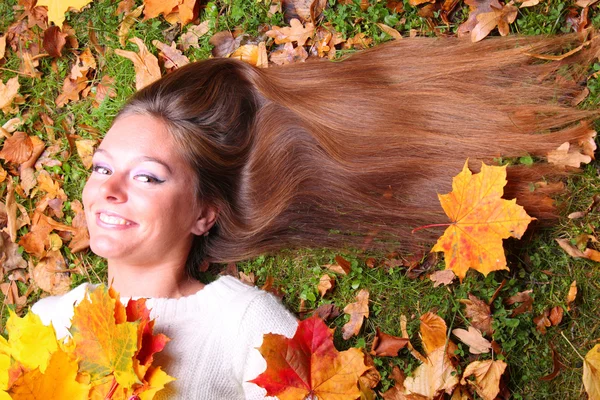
top-left (94, 210), bottom-right (137, 230)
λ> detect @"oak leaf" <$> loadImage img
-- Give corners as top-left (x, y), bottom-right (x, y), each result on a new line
top-left (342, 289), bottom-right (369, 340)
top-left (250, 315), bottom-right (368, 400)
top-left (70, 285), bottom-right (140, 387)
top-left (584, 344), bottom-right (600, 400)
top-left (431, 161), bottom-right (534, 281)
top-left (115, 38), bottom-right (162, 91)
top-left (266, 18), bottom-right (315, 47)
top-left (460, 359), bottom-right (507, 400)
top-left (36, 0), bottom-right (93, 27)
top-left (548, 142), bottom-right (592, 168)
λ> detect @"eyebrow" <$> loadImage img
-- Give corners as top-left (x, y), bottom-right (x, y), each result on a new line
top-left (94, 149), bottom-right (173, 174)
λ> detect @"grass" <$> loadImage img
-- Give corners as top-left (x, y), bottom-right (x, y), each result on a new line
top-left (1, 0), bottom-right (599, 398)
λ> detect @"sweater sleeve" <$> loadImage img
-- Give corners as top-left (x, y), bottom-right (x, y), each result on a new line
top-left (237, 291), bottom-right (298, 400)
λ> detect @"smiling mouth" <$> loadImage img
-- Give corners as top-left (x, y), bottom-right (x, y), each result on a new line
top-left (98, 213), bottom-right (134, 226)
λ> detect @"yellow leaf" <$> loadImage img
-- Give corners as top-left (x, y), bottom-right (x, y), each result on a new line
top-left (419, 312), bottom-right (447, 355)
top-left (8, 348), bottom-right (90, 399)
top-left (70, 285), bottom-right (140, 388)
top-left (6, 311), bottom-right (58, 374)
top-left (584, 344), bottom-right (600, 400)
top-left (460, 359), bottom-right (507, 400)
top-left (114, 38), bottom-right (162, 91)
top-left (36, 0), bottom-right (93, 27)
top-left (138, 367), bottom-right (176, 400)
top-left (0, 77), bottom-right (19, 113)
top-left (75, 139), bottom-right (97, 169)
top-left (431, 161), bottom-right (534, 281)
top-left (0, 353), bottom-right (10, 391)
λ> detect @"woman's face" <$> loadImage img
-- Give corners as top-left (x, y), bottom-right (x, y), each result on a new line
top-left (82, 114), bottom-right (207, 266)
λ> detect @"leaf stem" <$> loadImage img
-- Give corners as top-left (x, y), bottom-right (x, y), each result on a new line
top-left (411, 223), bottom-right (451, 234)
top-left (104, 378), bottom-right (118, 400)
top-left (560, 331), bottom-right (585, 361)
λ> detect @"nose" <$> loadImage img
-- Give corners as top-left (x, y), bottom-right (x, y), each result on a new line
top-left (98, 173), bottom-right (127, 203)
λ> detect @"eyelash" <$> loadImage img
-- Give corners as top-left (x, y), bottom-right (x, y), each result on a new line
top-left (91, 164), bottom-right (165, 184)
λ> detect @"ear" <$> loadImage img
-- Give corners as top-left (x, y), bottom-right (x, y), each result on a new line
top-left (191, 206), bottom-right (219, 236)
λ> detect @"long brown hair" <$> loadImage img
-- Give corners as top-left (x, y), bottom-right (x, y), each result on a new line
top-left (119, 34), bottom-right (598, 279)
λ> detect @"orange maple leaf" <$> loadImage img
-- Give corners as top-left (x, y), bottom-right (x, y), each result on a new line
top-left (431, 161), bottom-right (534, 281)
top-left (250, 315), bottom-right (369, 400)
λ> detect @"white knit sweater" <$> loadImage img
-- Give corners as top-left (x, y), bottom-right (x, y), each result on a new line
top-left (31, 276), bottom-right (299, 399)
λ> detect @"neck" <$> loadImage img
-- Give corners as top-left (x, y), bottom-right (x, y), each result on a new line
top-left (107, 259), bottom-right (204, 298)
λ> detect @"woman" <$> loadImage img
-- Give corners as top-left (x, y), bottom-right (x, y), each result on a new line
top-left (32, 32), bottom-right (597, 398)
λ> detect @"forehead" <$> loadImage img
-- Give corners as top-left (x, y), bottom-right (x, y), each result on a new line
top-left (100, 114), bottom-right (176, 154)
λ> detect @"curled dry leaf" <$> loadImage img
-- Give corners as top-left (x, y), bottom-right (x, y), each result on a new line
top-left (0, 131), bottom-right (33, 164)
top-left (376, 23), bottom-right (402, 39)
top-left (505, 289), bottom-right (533, 317)
top-left (270, 42), bottom-right (309, 65)
top-left (0, 231), bottom-right (27, 272)
top-left (431, 161), bottom-right (533, 281)
top-left (317, 274), bottom-right (334, 297)
top-left (403, 345), bottom-right (458, 397)
top-left (461, 294), bottom-right (493, 335)
top-left (0, 77), bottom-right (20, 114)
top-left (32, 250), bottom-right (72, 295)
top-left (469, 3), bottom-right (518, 42)
top-left (115, 38), bottom-right (161, 91)
top-left (56, 75), bottom-right (89, 107)
top-left (419, 312), bottom-right (447, 354)
top-left (68, 199), bottom-right (90, 253)
top-left (452, 326), bottom-right (492, 354)
top-left (566, 280), bottom-right (577, 310)
top-left (548, 142), bottom-right (592, 168)
top-left (430, 269), bottom-right (456, 287)
top-left (460, 359), bottom-right (507, 400)
top-left (540, 345), bottom-right (562, 381)
top-left (21, 136), bottom-right (46, 196)
top-left (209, 31), bottom-right (239, 58)
top-left (342, 289), bottom-right (369, 340)
top-left (118, 5), bottom-right (144, 47)
top-left (181, 21), bottom-right (210, 50)
top-left (43, 26), bottom-right (67, 58)
top-left (75, 138), bottom-right (97, 169)
top-left (36, 0), bottom-right (93, 26)
top-left (583, 344), bottom-right (600, 400)
top-left (152, 40), bottom-right (190, 69)
top-left (370, 328), bottom-right (409, 357)
top-left (534, 310), bottom-right (552, 334)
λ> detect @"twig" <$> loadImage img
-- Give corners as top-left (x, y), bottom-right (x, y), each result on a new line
top-left (560, 331), bottom-right (585, 361)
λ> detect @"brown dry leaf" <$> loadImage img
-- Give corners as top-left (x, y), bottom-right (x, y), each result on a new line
top-left (566, 280), bottom-right (577, 310)
top-left (460, 359), bottom-right (507, 400)
top-left (343, 32), bottom-right (373, 50)
top-left (548, 142), bottom-right (592, 168)
top-left (556, 238), bottom-right (586, 258)
top-left (20, 50), bottom-right (43, 80)
top-left (118, 5), bottom-right (144, 47)
top-left (0, 35), bottom-right (6, 61)
top-left (461, 294), bottom-right (493, 335)
top-left (269, 42), bottom-right (309, 65)
top-left (400, 314), bottom-right (428, 364)
top-left (0, 131), bottom-right (33, 164)
top-left (32, 250), bottom-right (72, 295)
top-left (403, 347), bottom-right (458, 397)
top-left (181, 21), bottom-right (210, 50)
top-left (430, 269), bottom-right (456, 287)
top-left (540, 345), bottom-right (562, 381)
top-left (0, 280), bottom-right (27, 310)
top-left (317, 274), bottom-right (334, 297)
top-left (143, 0), bottom-right (181, 20)
top-left (20, 135), bottom-right (46, 196)
top-left (43, 26), bottom-right (67, 58)
top-left (266, 18), bottom-right (315, 47)
top-left (239, 271), bottom-right (256, 285)
top-left (470, 3), bottom-right (518, 42)
top-left (4, 179), bottom-right (18, 242)
top-left (584, 248), bottom-right (600, 262)
top-left (115, 0), bottom-right (135, 14)
top-left (114, 37), bottom-right (161, 91)
top-left (566, 6), bottom-right (590, 33)
top-left (311, 303), bottom-right (341, 321)
top-left (505, 289), bottom-right (533, 316)
top-left (549, 306), bottom-right (563, 325)
top-left (94, 75), bottom-right (117, 107)
top-left (534, 310), bottom-right (552, 334)
top-left (69, 199), bottom-right (90, 252)
top-left (370, 328), bottom-right (409, 357)
top-left (70, 48), bottom-right (96, 80)
top-left (376, 23), bottom-right (402, 39)
top-left (0, 231), bottom-right (27, 272)
top-left (0, 77), bottom-right (20, 114)
top-left (144, 0), bottom-right (198, 25)
top-left (19, 212), bottom-right (75, 258)
top-left (209, 31), bottom-right (238, 57)
top-left (342, 289), bottom-right (369, 340)
top-left (0, 165), bottom-right (6, 183)
top-left (75, 139), bottom-right (97, 169)
top-left (56, 75), bottom-right (89, 107)
top-left (153, 40), bottom-right (190, 69)
top-left (452, 326), bottom-right (491, 354)
top-left (281, 0), bottom-right (325, 23)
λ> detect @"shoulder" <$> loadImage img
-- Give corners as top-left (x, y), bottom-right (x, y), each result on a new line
top-left (31, 283), bottom-right (95, 340)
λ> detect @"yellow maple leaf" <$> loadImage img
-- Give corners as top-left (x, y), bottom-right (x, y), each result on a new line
top-left (7, 348), bottom-right (90, 399)
top-left (36, 0), bottom-right (93, 27)
top-left (431, 161), bottom-right (534, 281)
top-left (5, 310), bottom-right (58, 374)
top-left (70, 285), bottom-right (140, 388)
top-left (584, 344), bottom-right (600, 400)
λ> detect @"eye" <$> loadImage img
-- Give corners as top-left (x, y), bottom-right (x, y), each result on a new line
top-left (134, 174), bottom-right (165, 184)
top-left (92, 164), bottom-right (111, 175)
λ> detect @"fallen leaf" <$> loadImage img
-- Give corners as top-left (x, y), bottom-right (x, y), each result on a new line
top-left (37, 0), bottom-right (93, 26)
top-left (540, 345), bottom-right (562, 381)
top-left (342, 289), bottom-right (369, 340)
top-left (143, 0), bottom-right (180, 20)
top-left (209, 31), bottom-right (239, 57)
top-left (56, 75), bottom-right (89, 107)
top-left (556, 238), bottom-right (586, 258)
top-left (0, 232), bottom-right (27, 272)
top-left (370, 328), bottom-right (409, 357)
top-left (230, 43), bottom-right (268, 68)
top-left (180, 21), bottom-right (210, 50)
top-left (250, 315), bottom-right (368, 400)
top-left (460, 359), bottom-right (507, 400)
top-left (403, 346), bottom-right (458, 397)
top-left (75, 138), bottom-right (97, 169)
top-left (431, 161), bottom-right (534, 281)
top-left (70, 285), bottom-right (140, 387)
top-left (4, 179), bottom-right (17, 242)
top-left (566, 280), bottom-right (577, 310)
top-left (452, 326), bottom-right (491, 354)
top-left (376, 23), bottom-right (402, 39)
top-left (94, 75), bottom-right (117, 106)
top-left (239, 271), bottom-right (256, 285)
top-left (430, 270), bottom-right (456, 287)
top-left (152, 40), bottom-right (190, 69)
top-left (549, 306), bottom-right (563, 326)
top-left (43, 26), bottom-right (67, 57)
top-left (311, 303), bottom-right (341, 321)
top-left (460, 294), bottom-right (493, 335)
top-left (469, 3), bottom-right (518, 42)
top-left (419, 312), bottom-right (447, 354)
top-left (343, 32), bottom-right (372, 50)
top-left (548, 142), bottom-right (592, 168)
top-left (19, 212), bottom-right (75, 258)
top-left (20, 136), bottom-right (46, 196)
top-left (584, 248), bottom-right (600, 262)
top-left (583, 344), bottom-right (600, 400)
top-left (0, 35), bottom-right (5, 61)
top-left (118, 5), bottom-right (144, 47)
top-left (69, 47), bottom-right (96, 79)
top-left (269, 42), bottom-right (309, 65)
top-left (317, 274), bottom-right (334, 297)
top-left (266, 18), bottom-right (315, 47)
top-left (115, 37), bottom-right (161, 91)
top-left (505, 289), bottom-right (533, 316)
top-left (31, 250), bottom-right (72, 295)
top-left (533, 310), bottom-right (552, 334)
top-left (0, 131), bottom-right (32, 164)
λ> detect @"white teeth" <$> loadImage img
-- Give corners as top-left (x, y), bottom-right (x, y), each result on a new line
top-left (99, 213), bottom-right (131, 225)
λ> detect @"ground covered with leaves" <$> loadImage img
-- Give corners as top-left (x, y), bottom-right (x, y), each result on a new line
top-left (1, 0), bottom-right (600, 398)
